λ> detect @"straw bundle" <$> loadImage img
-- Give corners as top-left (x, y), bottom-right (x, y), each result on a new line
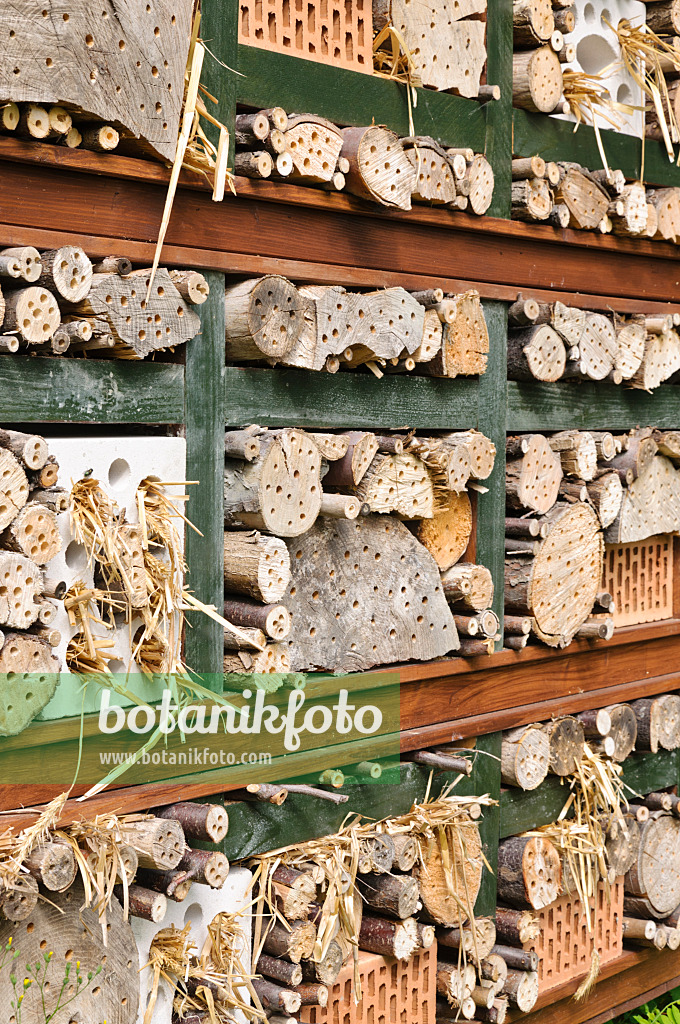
top-left (614, 18), bottom-right (680, 162)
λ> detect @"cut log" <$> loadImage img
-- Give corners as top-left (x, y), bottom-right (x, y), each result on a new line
top-left (437, 918), bottom-right (497, 959)
top-left (599, 703), bottom-right (637, 762)
top-left (356, 453), bottom-right (434, 519)
top-left (436, 961), bottom-right (476, 1007)
top-left (502, 969), bottom-right (539, 1012)
top-left (611, 183), bottom-right (649, 237)
top-left (647, 188), bottom-right (680, 242)
top-left (512, 158), bottom-right (547, 180)
top-left (0, 503), bottom-right (60, 564)
top-left (234, 111), bottom-right (269, 145)
top-left (223, 531), bottom-right (291, 604)
top-left (513, 0), bottom-right (555, 45)
top-left (309, 432), bottom-right (351, 461)
top-left (0, 555), bottom-right (43, 629)
top-left (36, 246), bottom-right (92, 302)
top-left (132, 867), bottom-right (192, 902)
top-left (224, 276), bottom-right (304, 363)
top-left (548, 432), bottom-right (597, 481)
top-left (542, 716), bottom-right (585, 775)
top-left (550, 301), bottom-right (586, 346)
top-left (391, 834), bottom-right (419, 872)
top-left (506, 435), bottom-right (563, 514)
top-left (424, 290), bottom-right (490, 377)
top-left (284, 516), bottom-right (458, 672)
top-left (501, 725), bottom-right (550, 790)
top-left (556, 165), bottom-right (610, 230)
top-left (587, 472), bottom-right (623, 529)
top-left (631, 328), bottom-right (680, 391)
top-left (323, 431), bottom-right (379, 487)
top-left (222, 598), bottom-right (291, 641)
top-left (442, 430), bottom-right (496, 481)
top-left (155, 802), bottom-right (228, 844)
top-left (341, 126), bottom-right (415, 211)
top-left (357, 873), bottom-right (419, 919)
top-left (468, 156), bottom-right (496, 216)
top-left (300, 939), bottom-right (343, 985)
top-left (284, 114), bottom-right (343, 183)
top-left (0, 430), bottom-right (47, 472)
top-left (3, 286), bottom-right (60, 344)
top-left (625, 813), bottom-right (680, 916)
top-left (653, 430), bottom-right (680, 461)
top-left (117, 818), bottom-right (185, 871)
top-left (263, 921), bottom-right (317, 965)
top-left (566, 313), bottom-right (618, 382)
top-left (223, 644), bottom-right (290, 675)
top-left (119, 884), bottom-right (167, 922)
top-left (498, 836), bottom-right (561, 910)
top-left (404, 141), bottom-right (457, 205)
top-left (416, 490), bottom-right (472, 571)
top-left (606, 456), bottom-right (680, 543)
top-left (442, 563), bottom-right (494, 612)
top-left (505, 502), bottom-right (603, 647)
top-left (169, 269), bottom-right (210, 305)
top-left (359, 914), bottom-right (419, 960)
top-left (412, 307), bottom-right (444, 363)
top-left (24, 841), bottom-right (77, 892)
top-left (511, 177), bottom-right (553, 221)
top-left (252, 978), bottom-right (302, 1015)
top-left (358, 835), bottom-right (395, 875)
top-left (414, 822), bottom-right (482, 926)
top-left (224, 428), bottom-right (322, 536)
top-left (605, 815), bottom-right (639, 877)
top-left (513, 47), bottom-right (563, 113)
top-left (507, 325), bottom-right (566, 381)
top-left (0, 875), bottom-right (39, 922)
top-left (577, 707), bottom-right (612, 738)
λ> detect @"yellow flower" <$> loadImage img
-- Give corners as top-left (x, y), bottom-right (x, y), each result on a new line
top-left (7, 937), bottom-right (11, 946)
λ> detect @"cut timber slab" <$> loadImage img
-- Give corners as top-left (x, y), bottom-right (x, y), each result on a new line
top-left (497, 835), bottom-right (561, 910)
top-left (225, 276), bottom-right (305, 363)
top-left (416, 490), bottom-right (472, 571)
top-left (341, 126), bottom-right (416, 211)
top-left (284, 116), bottom-right (344, 183)
top-left (607, 456), bottom-right (680, 543)
top-left (283, 516), bottom-right (458, 672)
top-left (427, 290), bottom-right (490, 377)
top-left (356, 453), bottom-right (434, 519)
top-left (556, 166), bottom-right (610, 230)
top-left (0, 1), bottom-right (191, 161)
top-left (0, 882), bottom-right (138, 1021)
top-left (505, 502), bottom-right (604, 647)
top-left (501, 725), bottom-right (550, 790)
top-left (414, 819), bottom-right (483, 926)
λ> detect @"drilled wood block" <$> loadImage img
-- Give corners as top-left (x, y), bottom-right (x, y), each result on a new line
top-left (0, 1), bottom-right (192, 161)
top-left (239, 0), bottom-right (373, 74)
top-left (523, 878), bottom-right (623, 994)
top-left (603, 536), bottom-right (674, 628)
top-left (300, 945), bottom-right (437, 1024)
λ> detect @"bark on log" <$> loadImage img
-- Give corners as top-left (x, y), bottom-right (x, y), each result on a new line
top-left (501, 725), bottom-right (550, 790)
top-left (359, 914), bottom-right (419, 960)
top-left (502, 969), bottom-right (539, 1012)
top-left (497, 835), bottom-right (561, 909)
top-left (223, 531), bottom-right (291, 604)
top-left (495, 908), bottom-right (540, 946)
top-left (542, 716), bottom-right (585, 775)
top-left (392, 834), bottom-right (419, 872)
top-left (263, 919), bottom-right (317, 963)
top-left (357, 873), bottom-right (419, 919)
top-left (300, 939), bottom-right (344, 984)
top-left (120, 884), bottom-right (167, 922)
top-left (252, 978), bottom-right (302, 1015)
top-left (442, 563), bottom-right (495, 612)
top-left (36, 246), bottom-right (92, 302)
top-left (625, 812), bottom-right (680, 916)
top-left (511, 178), bottom-right (553, 222)
top-left (155, 802), bottom-right (228, 844)
top-left (134, 867), bottom-right (193, 902)
top-left (513, 48), bottom-right (563, 113)
top-left (224, 276), bottom-right (304, 362)
top-left (222, 598), bottom-right (291, 641)
top-left (508, 325), bottom-right (566, 382)
top-left (549, 430), bottom-right (598, 480)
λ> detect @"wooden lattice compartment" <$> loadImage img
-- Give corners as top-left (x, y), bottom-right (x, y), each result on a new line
top-left (300, 945), bottom-right (437, 1024)
top-left (523, 879), bottom-right (623, 994)
top-left (239, 0), bottom-right (373, 74)
top-left (602, 535), bottom-right (674, 627)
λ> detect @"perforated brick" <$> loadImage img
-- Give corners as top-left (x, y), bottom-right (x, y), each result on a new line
top-left (523, 878), bottom-right (623, 993)
top-left (602, 535), bottom-right (674, 628)
top-left (299, 945), bottom-right (437, 1024)
top-left (239, 0), bottom-right (373, 74)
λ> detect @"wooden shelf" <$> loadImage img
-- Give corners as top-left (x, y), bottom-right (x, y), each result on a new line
top-left (507, 380), bottom-right (680, 432)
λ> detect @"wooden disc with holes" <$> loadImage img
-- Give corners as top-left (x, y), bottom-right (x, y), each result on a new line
top-left (468, 155), bottom-right (495, 216)
top-left (0, 633), bottom-right (59, 736)
top-left (342, 126), bottom-right (416, 211)
top-left (0, 553), bottom-right (42, 629)
top-left (414, 821), bottom-right (483, 926)
top-left (498, 835), bottom-right (561, 910)
top-left (0, 450), bottom-right (28, 531)
top-left (506, 435), bottom-right (562, 514)
top-left (0, 882), bottom-right (138, 1022)
top-left (580, 313), bottom-right (618, 381)
top-left (3, 286), bottom-right (61, 344)
top-left (38, 246), bottom-right (93, 303)
top-left (1, 503), bottom-right (60, 564)
top-left (259, 430), bottom-right (322, 537)
top-left (626, 815), bottom-right (680, 916)
top-left (529, 503), bottom-right (603, 646)
top-left (416, 490), bottom-right (472, 570)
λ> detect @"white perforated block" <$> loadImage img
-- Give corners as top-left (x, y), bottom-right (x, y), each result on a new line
top-left (37, 435), bottom-right (186, 720)
top-left (132, 867), bottom-right (253, 1024)
top-left (553, 0), bottom-right (645, 138)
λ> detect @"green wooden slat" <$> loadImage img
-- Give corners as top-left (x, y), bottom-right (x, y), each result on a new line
top-left (622, 750), bottom-right (680, 798)
top-left (513, 108), bottom-right (680, 189)
top-left (184, 271), bottom-right (225, 686)
top-left (479, 302), bottom-right (508, 645)
top-left (224, 366), bottom-right (480, 429)
top-left (474, 732), bottom-right (502, 917)
top-left (508, 381), bottom-right (680, 432)
top-left (500, 778), bottom-right (566, 838)
top-left (0, 357), bottom-right (184, 423)
top-left (484, 0), bottom-right (513, 219)
top-left (236, 44), bottom-right (487, 150)
top-left (202, 0), bottom-right (239, 162)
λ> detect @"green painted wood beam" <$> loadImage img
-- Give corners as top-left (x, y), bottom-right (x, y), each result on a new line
top-left (224, 367), bottom-right (480, 429)
top-left (484, 0), bottom-right (513, 219)
top-left (513, 109), bottom-right (680, 189)
top-left (201, 0), bottom-right (239, 162)
top-left (184, 271), bottom-right (226, 687)
top-left (236, 44), bottom-right (487, 150)
top-left (508, 381), bottom-right (680, 432)
top-left (0, 358), bottom-right (184, 423)
top-left (622, 749), bottom-right (680, 797)
top-left (474, 732), bottom-right (502, 917)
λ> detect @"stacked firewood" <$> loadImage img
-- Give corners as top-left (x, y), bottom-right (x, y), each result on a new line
top-left (373, 0), bottom-right (489, 99)
top-left (510, 158), bottom-right (680, 242)
top-left (0, 427), bottom-right (67, 735)
top-left (512, 0), bottom-right (574, 116)
top-left (247, 786), bottom-right (490, 1022)
top-left (0, 101), bottom-right (122, 153)
top-left (234, 107), bottom-right (495, 214)
top-left (223, 425), bottom-right (496, 673)
top-left (0, 243), bottom-right (207, 359)
top-left (0, 801), bottom-right (242, 1022)
top-left (504, 431), bottom-right (615, 649)
top-left (508, 296), bottom-right (680, 389)
top-left (605, 429), bottom-right (680, 542)
top-left (225, 276), bottom-right (490, 377)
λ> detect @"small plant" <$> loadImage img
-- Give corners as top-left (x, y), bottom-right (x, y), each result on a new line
top-left (3, 940), bottom-right (105, 1024)
top-left (633, 999), bottom-right (680, 1024)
